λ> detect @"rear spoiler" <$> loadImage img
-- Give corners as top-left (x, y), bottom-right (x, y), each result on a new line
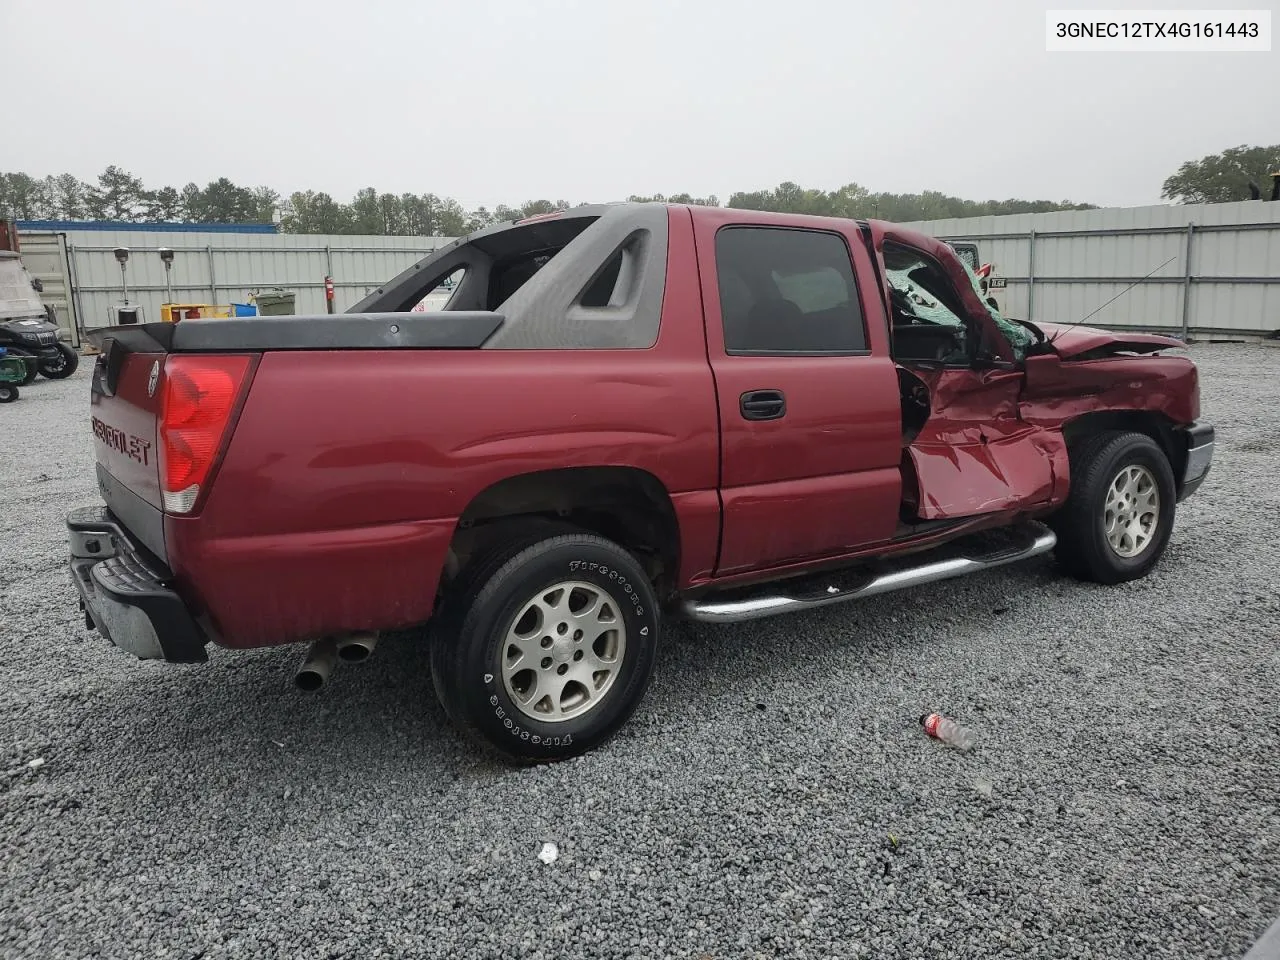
top-left (84, 312), bottom-right (506, 355)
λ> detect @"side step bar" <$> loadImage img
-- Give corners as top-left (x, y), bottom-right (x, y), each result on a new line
top-left (682, 523), bottom-right (1058, 625)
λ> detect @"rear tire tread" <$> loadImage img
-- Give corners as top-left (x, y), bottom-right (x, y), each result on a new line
top-left (430, 520), bottom-right (581, 735)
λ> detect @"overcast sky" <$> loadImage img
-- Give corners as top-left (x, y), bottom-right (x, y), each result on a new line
top-left (2, 0), bottom-right (1274, 210)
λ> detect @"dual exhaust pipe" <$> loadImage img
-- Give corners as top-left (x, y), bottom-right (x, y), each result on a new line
top-left (294, 632), bottom-right (379, 691)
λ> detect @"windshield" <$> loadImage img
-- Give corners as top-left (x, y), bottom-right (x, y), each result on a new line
top-left (955, 255), bottom-right (1035, 357)
top-left (0, 258), bottom-right (45, 321)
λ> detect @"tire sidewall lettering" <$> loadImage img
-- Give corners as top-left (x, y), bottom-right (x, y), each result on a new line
top-left (466, 542), bottom-right (659, 759)
top-left (565, 559), bottom-right (645, 618)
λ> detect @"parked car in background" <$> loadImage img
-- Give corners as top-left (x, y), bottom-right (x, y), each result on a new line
top-left (0, 250), bottom-right (79, 382)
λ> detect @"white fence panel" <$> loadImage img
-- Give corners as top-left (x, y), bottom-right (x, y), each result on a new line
top-left (21, 198), bottom-right (1280, 340)
top-left (36, 230), bottom-right (454, 331)
top-left (906, 200), bottom-right (1280, 337)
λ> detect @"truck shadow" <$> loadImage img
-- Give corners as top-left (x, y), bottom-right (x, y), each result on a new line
top-left (62, 556), bottom-right (1068, 806)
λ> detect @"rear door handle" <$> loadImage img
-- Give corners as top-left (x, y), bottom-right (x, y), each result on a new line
top-left (740, 389), bottom-right (786, 421)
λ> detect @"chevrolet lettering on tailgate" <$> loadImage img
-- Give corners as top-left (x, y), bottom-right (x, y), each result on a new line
top-left (92, 415), bottom-right (152, 466)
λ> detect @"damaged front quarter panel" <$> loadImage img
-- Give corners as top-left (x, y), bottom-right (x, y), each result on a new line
top-left (904, 367), bottom-right (1069, 520)
top-left (1019, 350), bottom-right (1200, 427)
top-left (1034, 322), bottom-right (1187, 362)
top-left (903, 327), bottom-right (1195, 522)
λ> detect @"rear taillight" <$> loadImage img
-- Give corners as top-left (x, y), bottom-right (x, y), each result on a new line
top-left (158, 354), bottom-right (252, 514)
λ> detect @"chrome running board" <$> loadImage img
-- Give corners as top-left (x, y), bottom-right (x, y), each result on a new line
top-left (682, 523), bottom-right (1057, 625)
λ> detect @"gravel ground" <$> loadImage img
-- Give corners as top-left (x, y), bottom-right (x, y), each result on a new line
top-left (2, 345), bottom-right (1278, 960)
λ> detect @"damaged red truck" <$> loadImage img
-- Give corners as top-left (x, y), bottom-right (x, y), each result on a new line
top-left (70, 203), bottom-right (1214, 762)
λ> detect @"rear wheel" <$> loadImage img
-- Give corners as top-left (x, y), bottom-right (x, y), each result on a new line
top-left (38, 342), bottom-right (79, 380)
top-left (431, 527), bottom-right (661, 763)
top-left (1050, 430), bottom-right (1176, 584)
top-left (0, 384), bottom-right (19, 403)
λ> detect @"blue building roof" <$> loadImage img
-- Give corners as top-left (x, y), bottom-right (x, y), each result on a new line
top-left (16, 220), bottom-right (279, 234)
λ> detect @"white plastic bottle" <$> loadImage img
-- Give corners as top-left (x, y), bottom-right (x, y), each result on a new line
top-left (921, 713), bottom-right (976, 751)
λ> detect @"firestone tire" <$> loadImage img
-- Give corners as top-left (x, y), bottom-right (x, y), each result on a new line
top-left (430, 529), bottom-right (661, 764)
top-left (38, 343), bottom-right (79, 380)
top-left (1050, 430), bottom-right (1177, 585)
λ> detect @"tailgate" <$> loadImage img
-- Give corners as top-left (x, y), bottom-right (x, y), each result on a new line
top-left (89, 334), bottom-right (168, 558)
top-left (85, 312), bottom-right (502, 560)
top-left (88, 325), bottom-right (259, 562)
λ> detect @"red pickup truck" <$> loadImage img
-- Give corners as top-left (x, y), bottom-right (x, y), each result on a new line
top-left (70, 203), bottom-right (1214, 762)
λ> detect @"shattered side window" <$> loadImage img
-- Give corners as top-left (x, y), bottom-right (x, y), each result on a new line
top-left (884, 242), bottom-right (1032, 363)
top-left (886, 267), bottom-right (966, 328)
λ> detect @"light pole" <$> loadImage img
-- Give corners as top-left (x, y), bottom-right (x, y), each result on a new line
top-left (113, 247), bottom-right (130, 303)
top-left (158, 247), bottom-right (175, 304)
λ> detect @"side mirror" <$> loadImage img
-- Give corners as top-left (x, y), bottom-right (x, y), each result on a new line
top-left (31, 278), bottom-right (43, 293)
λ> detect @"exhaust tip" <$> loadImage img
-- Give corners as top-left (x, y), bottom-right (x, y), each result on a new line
top-left (295, 670), bottom-right (326, 692)
top-left (294, 637), bottom-right (338, 692)
top-left (335, 632), bottom-right (379, 664)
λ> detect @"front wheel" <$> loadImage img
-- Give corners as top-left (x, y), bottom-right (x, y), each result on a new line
top-left (0, 384), bottom-right (19, 403)
top-left (1050, 430), bottom-right (1176, 584)
top-left (431, 529), bottom-right (661, 763)
top-left (38, 343), bottom-right (79, 380)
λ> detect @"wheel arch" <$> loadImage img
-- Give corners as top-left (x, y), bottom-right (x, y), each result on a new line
top-left (447, 466), bottom-right (682, 598)
top-left (1061, 410), bottom-right (1185, 483)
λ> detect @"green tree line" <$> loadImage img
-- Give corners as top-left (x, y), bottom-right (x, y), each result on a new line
top-left (0, 165), bottom-right (1098, 236)
top-left (1160, 143), bottom-right (1280, 204)
top-left (6, 146), bottom-right (1271, 236)
top-left (0, 166), bottom-right (283, 226)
